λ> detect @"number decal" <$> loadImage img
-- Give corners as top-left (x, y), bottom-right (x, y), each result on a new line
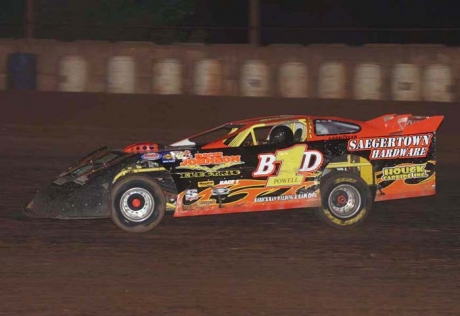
top-left (267, 145), bottom-right (305, 187)
top-left (253, 144), bottom-right (323, 187)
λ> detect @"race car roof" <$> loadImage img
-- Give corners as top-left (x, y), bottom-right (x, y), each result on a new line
top-left (230, 115), bottom-right (307, 125)
top-left (229, 114), bottom-right (365, 126)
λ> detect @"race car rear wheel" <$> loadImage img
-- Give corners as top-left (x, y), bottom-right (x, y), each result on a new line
top-left (111, 175), bottom-right (165, 233)
top-left (315, 171), bottom-right (372, 227)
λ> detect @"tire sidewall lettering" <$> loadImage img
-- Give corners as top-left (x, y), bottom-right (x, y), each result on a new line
top-left (321, 206), bottom-right (368, 226)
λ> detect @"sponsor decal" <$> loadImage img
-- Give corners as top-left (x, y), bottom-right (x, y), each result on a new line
top-left (253, 144), bottom-right (323, 187)
top-left (161, 153), bottom-right (175, 163)
top-left (381, 164), bottom-right (428, 181)
top-left (141, 152), bottom-right (162, 161)
top-left (112, 166), bottom-right (167, 183)
top-left (198, 180), bottom-right (214, 188)
top-left (178, 170), bottom-right (241, 179)
top-left (328, 135), bottom-right (357, 140)
top-left (219, 180), bottom-right (239, 185)
top-left (348, 134), bottom-right (432, 159)
top-left (197, 199), bottom-right (216, 206)
top-left (212, 187), bottom-right (230, 195)
top-left (185, 189), bottom-right (198, 201)
top-left (180, 152), bottom-right (242, 167)
top-left (174, 150), bottom-right (192, 160)
top-left (254, 192), bottom-right (317, 203)
top-left (176, 154), bottom-right (244, 174)
top-left (307, 118), bottom-right (314, 139)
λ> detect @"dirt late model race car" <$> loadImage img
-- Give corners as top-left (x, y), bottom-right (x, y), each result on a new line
top-left (25, 113), bottom-right (444, 233)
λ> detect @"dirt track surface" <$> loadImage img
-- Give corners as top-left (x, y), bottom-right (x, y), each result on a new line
top-left (1, 94), bottom-right (460, 315)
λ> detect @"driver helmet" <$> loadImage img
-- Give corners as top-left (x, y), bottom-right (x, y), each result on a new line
top-left (269, 126), bottom-right (294, 144)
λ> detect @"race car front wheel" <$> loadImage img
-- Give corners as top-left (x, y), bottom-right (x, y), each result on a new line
top-left (111, 175), bottom-right (166, 233)
top-left (315, 171), bottom-right (372, 227)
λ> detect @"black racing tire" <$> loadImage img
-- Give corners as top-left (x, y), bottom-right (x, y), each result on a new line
top-left (315, 171), bottom-right (372, 227)
top-left (111, 175), bottom-right (166, 233)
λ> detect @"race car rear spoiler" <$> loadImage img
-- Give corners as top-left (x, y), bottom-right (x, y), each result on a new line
top-left (366, 114), bottom-right (444, 135)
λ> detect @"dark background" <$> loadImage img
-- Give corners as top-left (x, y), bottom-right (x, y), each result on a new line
top-left (1, 0), bottom-right (460, 44)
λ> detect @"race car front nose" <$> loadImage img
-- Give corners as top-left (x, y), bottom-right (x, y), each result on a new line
top-left (23, 191), bottom-right (62, 219)
top-left (24, 179), bottom-right (111, 220)
top-left (23, 200), bottom-right (45, 218)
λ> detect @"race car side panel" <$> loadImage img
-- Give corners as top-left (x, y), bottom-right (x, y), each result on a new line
top-left (346, 133), bottom-right (438, 202)
top-left (170, 142), bottom-right (343, 216)
top-left (170, 131), bottom-right (440, 217)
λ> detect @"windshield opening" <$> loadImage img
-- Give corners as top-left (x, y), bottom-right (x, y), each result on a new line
top-left (187, 124), bottom-right (243, 146)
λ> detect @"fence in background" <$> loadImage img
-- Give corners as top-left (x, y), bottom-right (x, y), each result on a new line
top-left (0, 39), bottom-right (457, 101)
